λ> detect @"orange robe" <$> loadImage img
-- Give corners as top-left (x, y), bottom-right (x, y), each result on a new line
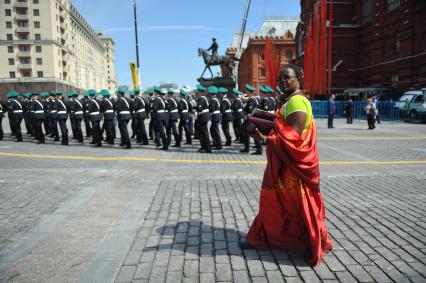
top-left (246, 113), bottom-right (333, 267)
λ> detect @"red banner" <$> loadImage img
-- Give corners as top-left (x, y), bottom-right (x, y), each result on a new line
top-left (264, 37), bottom-right (280, 91)
top-left (303, 0), bottom-right (333, 96)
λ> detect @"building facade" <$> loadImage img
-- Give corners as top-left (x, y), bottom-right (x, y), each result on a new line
top-left (224, 17), bottom-right (298, 92)
top-left (295, 0), bottom-right (426, 96)
top-left (0, 0), bottom-right (117, 98)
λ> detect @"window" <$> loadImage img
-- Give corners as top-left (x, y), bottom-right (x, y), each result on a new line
top-left (383, 34), bottom-right (396, 56)
top-left (414, 95), bottom-right (425, 103)
top-left (20, 57), bottom-right (30, 64)
top-left (5, 0), bottom-right (11, 4)
top-left (384, 74), bottom-right (398, 87)
top-left (362, 0), bottom-right (373, 24)
top-left (18, 33), bottom-right (28, 40)
top-left (5, 9), bottom-right (11, 16)
top-left (22, 71), bottom-right (31, 77)
top-left (9, 72), bottom-right (15, 78)
top-left (6, 21), bottom-right (12, 28)
top-left (8, 58), bottom-right (15, 65)
top-left (387, 0), bottom-right (400, 12)
top-left (35, 34), bottom-right (41, 40)
top-left (33, 0), bottom-right (39, 3)
top-left (7, 46), bottom-right (13, 53)
top-left (36, 46), bottom-right (42, 52)
top-left (7, 34), bottom-right (13, 40)
top-left (36, 58), bottom-right (42, 65)
top-left (33, 9), bottom-right (39, 16)
top-left (260, 68), bottom-right (266, 77)
top-left (37, 71), bottom-right (43, 78)
top-left (34, 21), bottom-right (40, 28)
top-left (20, 46), bottom-right (30, 51)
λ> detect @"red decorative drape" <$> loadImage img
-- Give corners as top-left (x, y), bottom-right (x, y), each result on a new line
top-left (303, 0), bottom-right (333, 96)
top-left (264, 37), bottom-right (280, 91)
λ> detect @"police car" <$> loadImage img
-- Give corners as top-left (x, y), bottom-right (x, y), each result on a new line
top-left (395, 89), bottom-right (426, 122)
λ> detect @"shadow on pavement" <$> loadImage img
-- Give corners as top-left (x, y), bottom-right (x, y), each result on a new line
top-left (144, 220), bottom-right (311, 268)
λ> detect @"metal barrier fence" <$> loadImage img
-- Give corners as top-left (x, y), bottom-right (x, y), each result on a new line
top-left (310, 101), bottom-right (401, 121)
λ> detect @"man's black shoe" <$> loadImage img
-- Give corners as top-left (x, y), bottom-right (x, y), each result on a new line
top-left (251, 151), bottom-right (262, 155)
top-left (239, 148), bottom-right (249, 153)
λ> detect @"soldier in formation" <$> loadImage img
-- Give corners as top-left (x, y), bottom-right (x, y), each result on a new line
top-left (0, 84), bottom-right (279, 154)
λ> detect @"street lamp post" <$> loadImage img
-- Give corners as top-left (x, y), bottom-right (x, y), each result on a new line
top-left (133, 0), bottom-right (140, 88)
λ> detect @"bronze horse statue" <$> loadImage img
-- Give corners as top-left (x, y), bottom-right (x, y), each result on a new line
top-left (198, 48), bottom-right (235, 78)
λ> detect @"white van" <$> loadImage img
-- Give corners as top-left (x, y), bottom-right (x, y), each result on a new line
top-left (395, 89), bottom-right (426, 122)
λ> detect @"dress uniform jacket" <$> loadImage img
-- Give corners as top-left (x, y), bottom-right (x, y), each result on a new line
top-left (178, 98), bottom-right (191, 120)
top-left (167, 97), bottom-right (179, 121)
top-left (56, 99), bottom-right (68, 120)
top-left (221, 96), bottom-right (233, 122)
top-left (152, 96), bottom-right (168, 121)
top-left (116, 97), bottom-right (132, 121)
top-left (8, 98), bottom-right (24, 119)
top-left (72, 99), bottom-right (84, 120)
top-left (260, 96), bottom-right (271, 112)
top-left (196, 96), bottom-right (211, 123)
top-left (133, 96), bottom-right (148, 119)
top-left (268, 97), bottom-right (276, 113)
top-left (232, 97), bottom-right (245, 119)
top-left (33, 99), bottom-right (45, 120)
top-left (88, 98), bottom-right (101, 121)
top-left (47, 99), bottom-right (58, 119)
top-left (100, 98), bottom-right (115, 120)
top-left (244, 96), bottom-right (259, 115)
top-left (210, 97), bottom-right (222, 123)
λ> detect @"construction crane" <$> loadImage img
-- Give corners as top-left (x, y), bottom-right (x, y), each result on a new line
top-left (234, 0), bottom-right (252, 89)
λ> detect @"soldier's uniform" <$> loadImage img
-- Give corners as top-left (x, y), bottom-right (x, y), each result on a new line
top-left (56, 93), bottom-right (69, 145)
top-left (193, 85), bottom-right (206, 140)
top-left (220, 89), bottom-right (233, 146)
top-left (232, 88), bottom-right (244, 143)
top-left (132, 89), bottom-right (149, 145)
top-left (196, 88), bottom-right (211, 153)
top-left (7, 92), bottom-right (23, 142)
top-left (209, 86), bottom-right (222, 150)
top-left (100, 90), bottom-right (115, 145)
top-left (82, 93), bottom-right (92, 138)
top-left (259, 86), bottom-right (271, 112)
top-left (32, 93), bottom-right (45, 143)
top-left (40, 92), bottom-right (50, 136)
top-left (266, 86), bottom-right (277, 114)
top-left (47, 93), bottom-right (59, 141)
top-left (242, 84), bottom-right (262, 155)
top-left (22, 93), bottom-right (34, 136)
top-left (69, 93), bottom-right (84, 143)
top-left (87, 91), bottom-right (102, 147)
top-left (7, 95), bottom-right (16, 137)
top-left (129, 93), bottom-right (136, 139)
top-left (152, 87), bottom-right (169, 150)
top-left (147, 89), bottom-right (155, 140)
top-left (115, 88), bottom-right (132, 149)
top-left (178, 89), bottom-right (192, 145)
top-left (0, 100), bottom-right (4, 140)
top-left (166, 89), bottom-right (180, 147)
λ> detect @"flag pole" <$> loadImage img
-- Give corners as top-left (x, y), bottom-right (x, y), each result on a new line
top-left (133, 0), bottom-right (140, 88)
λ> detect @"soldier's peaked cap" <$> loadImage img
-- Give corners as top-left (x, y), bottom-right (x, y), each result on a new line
top-left (207, 86), bottom-right (218, 94)
top-left (245, 84), bottom-right (255, 92)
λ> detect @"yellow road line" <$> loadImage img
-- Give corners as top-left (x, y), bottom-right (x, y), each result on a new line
top-left (0, 152), bottom-right (425, 165)
top-left (318, 136), bottom-right (426, 141)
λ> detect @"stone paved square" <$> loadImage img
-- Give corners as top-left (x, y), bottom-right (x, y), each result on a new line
top-left (0, 119), bottom-right (425, 282)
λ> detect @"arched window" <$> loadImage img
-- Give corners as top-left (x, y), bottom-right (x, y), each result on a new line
top-left (285, 50), bottom-right (293, 60)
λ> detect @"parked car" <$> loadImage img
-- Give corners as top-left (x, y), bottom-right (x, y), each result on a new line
top-left (395, 89), bottom-right (426, 122)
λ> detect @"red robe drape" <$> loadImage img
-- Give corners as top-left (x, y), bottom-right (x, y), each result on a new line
top-left (246, 113), bottom-right (333, 267)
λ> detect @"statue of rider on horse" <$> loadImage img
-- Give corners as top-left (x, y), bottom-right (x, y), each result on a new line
top-left (198, 38), bottom-right (236, 79)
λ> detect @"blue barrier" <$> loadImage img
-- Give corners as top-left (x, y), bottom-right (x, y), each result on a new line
top-left (310, 101), bottom-right (401, 121)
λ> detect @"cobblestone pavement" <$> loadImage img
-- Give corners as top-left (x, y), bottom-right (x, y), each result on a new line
top-left (0, 119), bottom-right (425, 282)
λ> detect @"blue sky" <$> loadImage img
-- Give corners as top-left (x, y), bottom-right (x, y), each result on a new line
top-left (71, 0), bottom-right (300, 89)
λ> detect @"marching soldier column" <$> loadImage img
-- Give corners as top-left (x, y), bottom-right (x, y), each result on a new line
top-left (0, 85), bottom-right (279, 154)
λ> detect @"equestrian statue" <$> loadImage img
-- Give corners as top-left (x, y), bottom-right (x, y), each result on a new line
top-left (198, 38), bottom-right (236, 79)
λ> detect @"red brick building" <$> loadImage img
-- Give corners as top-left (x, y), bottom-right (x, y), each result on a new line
top-left (224, 17), bottom-right (298, 92)
top-left (295, 0), bottom-right (426, 96)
